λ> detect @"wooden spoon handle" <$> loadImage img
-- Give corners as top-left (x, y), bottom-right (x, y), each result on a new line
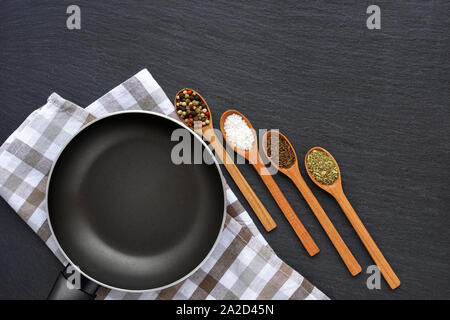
top-left (291, 173), bottom-right (361, 275)
top-left (254, 161), bottom-right (319, 256)
top-left (334, 191), bottom-right (400, 289)
top-left (207, 135), bottom-right (277, 232)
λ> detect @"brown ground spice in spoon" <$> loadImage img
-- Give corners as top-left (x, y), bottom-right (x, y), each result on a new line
top-left (266, 132), bottom-right (296, 169)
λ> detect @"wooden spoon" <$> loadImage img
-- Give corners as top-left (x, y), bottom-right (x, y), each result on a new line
top-left (262, 131), bottom-right (361, 275)
top-left (174, 89), bottom-right (276, 232)
top-left (220, 110), bottom-right (319, 256)
top-left (305, 147), bottom-right (401, 289)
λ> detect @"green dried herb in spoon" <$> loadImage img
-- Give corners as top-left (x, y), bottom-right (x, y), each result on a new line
top-left (307, 150), bottom-right (338, 185)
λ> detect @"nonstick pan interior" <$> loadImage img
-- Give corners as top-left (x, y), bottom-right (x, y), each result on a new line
top-left (47, 111), bottom-right (225, 291)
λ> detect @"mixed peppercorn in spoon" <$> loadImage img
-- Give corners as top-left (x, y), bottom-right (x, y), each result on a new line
top-left (176, 89), bottom-right (210, 129)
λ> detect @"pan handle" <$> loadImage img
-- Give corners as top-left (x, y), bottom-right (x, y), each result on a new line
top-left (47, 264), bottom-right (99, 300)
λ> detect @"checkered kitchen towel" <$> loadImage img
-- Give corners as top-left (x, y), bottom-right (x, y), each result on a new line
top-left (0, 69), bottom-right (328, 300)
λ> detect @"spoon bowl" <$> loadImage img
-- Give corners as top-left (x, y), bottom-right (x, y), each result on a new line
top-left (261, 130), bottom-right (300, 174)
top-left (219, 109), bottom-right (258, 162)
top-left (175, 88), bottom-right (213, 134)
top-left (304, 147), bottom-right (343, 196)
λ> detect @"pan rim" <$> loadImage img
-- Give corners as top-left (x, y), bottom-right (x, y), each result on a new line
top-left (45, 110), bottom-right (227, 293)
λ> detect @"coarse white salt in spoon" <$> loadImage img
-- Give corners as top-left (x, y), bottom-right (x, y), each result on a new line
top-left (223, 114), bottom-right (255, 150)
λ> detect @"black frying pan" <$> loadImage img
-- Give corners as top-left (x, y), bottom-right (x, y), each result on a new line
top-left (46, 111), bottom-right (226, 299)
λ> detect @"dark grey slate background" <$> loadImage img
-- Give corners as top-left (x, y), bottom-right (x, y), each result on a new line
top-left (0, 0), bottom-right (448, 300)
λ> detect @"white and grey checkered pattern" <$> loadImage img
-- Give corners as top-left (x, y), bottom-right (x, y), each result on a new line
top-left (0, 69), bottom-right (328, 300)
